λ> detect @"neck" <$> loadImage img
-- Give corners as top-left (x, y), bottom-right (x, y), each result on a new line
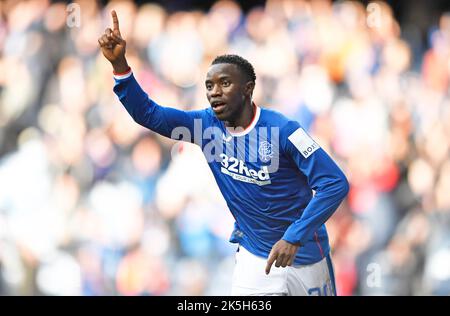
top-left (225, 100), bottom-right (255, 130)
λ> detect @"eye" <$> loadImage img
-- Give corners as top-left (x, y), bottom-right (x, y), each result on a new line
top-left (206, 83), bottom-right (213, 90)
top-left (222, 80), bottom-right (230, 87)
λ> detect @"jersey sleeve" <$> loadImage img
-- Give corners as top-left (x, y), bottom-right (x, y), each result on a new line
top-left (113, 69), bottom-right (206, 143)
top-left (280, 120), bottom-right (349, 246)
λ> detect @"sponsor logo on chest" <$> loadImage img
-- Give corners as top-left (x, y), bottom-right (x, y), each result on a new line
top-left (219, 153), bottom-right (271, 186)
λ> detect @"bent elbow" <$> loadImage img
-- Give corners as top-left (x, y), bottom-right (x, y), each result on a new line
top-left (338, 174), bottom-right (350, 200)
top-left (132, 115), bottom-right (145, 126)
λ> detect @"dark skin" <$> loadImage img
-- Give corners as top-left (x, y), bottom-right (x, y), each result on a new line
top-left (98, 10), bottom-right (299, 275)
top-left (205, 63), bottom-right (255, 128)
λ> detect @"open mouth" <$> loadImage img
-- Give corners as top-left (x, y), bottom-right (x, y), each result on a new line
top-left (211, 101), bottom-right (227, 113)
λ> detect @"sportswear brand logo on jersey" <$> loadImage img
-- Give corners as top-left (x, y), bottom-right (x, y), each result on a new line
top-left (222, 133), bottom-right (232, 143)
top-left (258, 141), bottom-right (273, 162)
top-left (171, 121), bottom-right (281, 172)
top-left (220, 153), bottom-right (271, 186)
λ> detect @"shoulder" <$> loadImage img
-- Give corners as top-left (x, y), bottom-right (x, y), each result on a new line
top-left (202, 107), bottom-right (221, 125)
top-left (259, 107), bottom-right (302, 136)
top-left (191, 107), bottom-right (225, 130)
top-left (204, 107), bottom-right (216, 117)
top-left (259, 107), bottom-right (314, 155)
top-left (190, 107), bottom-right (216, 121)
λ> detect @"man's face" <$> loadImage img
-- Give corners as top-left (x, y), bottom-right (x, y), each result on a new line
top-left (205, 63), bottom-right (250, 122)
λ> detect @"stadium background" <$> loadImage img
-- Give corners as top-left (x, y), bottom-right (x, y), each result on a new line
top-left (0, 0), bottom-right (450, 295)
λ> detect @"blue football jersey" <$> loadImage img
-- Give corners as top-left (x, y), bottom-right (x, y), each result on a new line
top-left (113, 71), bottom-right (349, 265)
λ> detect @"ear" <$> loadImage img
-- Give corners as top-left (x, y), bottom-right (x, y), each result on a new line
top-left (244, 81), bottom-right (255, 98)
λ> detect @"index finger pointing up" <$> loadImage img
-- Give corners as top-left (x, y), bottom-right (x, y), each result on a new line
top-left (111, 10), bottom-right (120, 34)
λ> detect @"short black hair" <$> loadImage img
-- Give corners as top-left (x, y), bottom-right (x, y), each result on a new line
top-left (211, 54), bottom-right (256, 83)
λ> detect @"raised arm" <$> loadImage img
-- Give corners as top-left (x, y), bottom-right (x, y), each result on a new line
top-left (98, 11), bottom-right (206, 143)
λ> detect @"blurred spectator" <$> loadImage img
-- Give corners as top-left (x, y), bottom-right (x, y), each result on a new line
top-left (0, 0), bottom-right (449, 296)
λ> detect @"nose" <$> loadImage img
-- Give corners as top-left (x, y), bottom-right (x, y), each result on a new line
top-left (209, 84), bottom-right (222, 97)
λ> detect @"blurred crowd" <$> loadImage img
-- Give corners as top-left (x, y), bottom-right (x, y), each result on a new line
top-left (0, 0), bottom-right (449, 296)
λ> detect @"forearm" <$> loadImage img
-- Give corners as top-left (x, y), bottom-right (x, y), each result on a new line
top-left (282, 174), bottom-right (349, 245)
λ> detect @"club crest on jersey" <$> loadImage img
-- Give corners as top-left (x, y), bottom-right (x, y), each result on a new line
top-left (258, 141), bottom-right (273, 162)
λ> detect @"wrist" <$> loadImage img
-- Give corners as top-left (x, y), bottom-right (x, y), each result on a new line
top-left (282, 237), bottom-right (302, 247)
top-left (112, 59), bottom-right (130, 74)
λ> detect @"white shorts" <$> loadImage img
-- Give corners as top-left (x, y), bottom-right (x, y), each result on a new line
top-left (231, 246), bottom-right (336, 296)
